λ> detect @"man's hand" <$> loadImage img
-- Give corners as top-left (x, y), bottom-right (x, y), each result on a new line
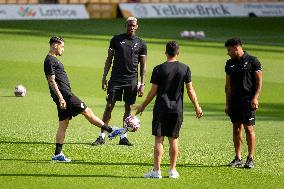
top-left (135, 104), bottom-right (145, 116)
top-left (59, 98), bottom-right (66, 109)
top-left (137, 85), bottom-right (145, 97)
top-left (251, 97), bottom-right (259, 110)
top-left (102, 78), bottom-right (107, 91)
top-left (195, 106), bottom-right (203, 118)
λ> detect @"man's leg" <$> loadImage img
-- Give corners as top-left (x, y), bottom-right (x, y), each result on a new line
top-left (52, 118), bottom-right (71, 162)
top-left (103, 102), bottom-right (116, 126)
top-left (233, 122), bottom-right (243, 159)
top-left (168, 137), bottom-right (178, 171)
top-left (91, 102), bottom-right (115, 145)
top-left (144, 136), bottom-right (163, 179)
top-left (56, 118), bottom-right (69, 144)
top-left (229, 122), bottom-right (244, 167)
top-left (54, 118), bottom-right (69, 155)
top-left (119, 103), bottom-right (132, 145)
top-left (82, 107), bottom-right (105, 127)
top-left (154, 136), bottom-right (164, 172)
top-left (243, 124), bottom-right (256, 168)
top-left (244, 125), bottom-right (256, 158)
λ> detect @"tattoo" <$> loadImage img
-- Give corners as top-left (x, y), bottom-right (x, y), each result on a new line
top-left (47, 75), bottom-right (63, 100)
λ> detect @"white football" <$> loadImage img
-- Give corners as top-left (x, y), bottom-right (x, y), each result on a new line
top-left (124, 115), bottom-right (140, 132)
top-left (180, 30), bottom-right (189, 38)
top-left (14, 85), bottom-right (26, 97)
top-left (195, 31), bottom-right (205, 39)
top-left (188, 31), bottom-right (196, 39)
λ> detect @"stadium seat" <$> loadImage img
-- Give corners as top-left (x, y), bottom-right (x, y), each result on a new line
top-left (6, 0), bottom-right (17, 4)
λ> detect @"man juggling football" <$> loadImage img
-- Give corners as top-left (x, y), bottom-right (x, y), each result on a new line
top-left (44, 36), bottom-right (124, 162)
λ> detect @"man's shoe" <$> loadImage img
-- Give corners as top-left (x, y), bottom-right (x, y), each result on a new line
top-left (169, 170), bottom-right (179, 179)
top-left (91, 136), bottom-right (105, 146)
top-left (119, 137), bottom-right (133, 146)
top-left (52, 152), bottom-right (71, 162)
top-left (228, 156), bottom-right (243, 167)
top-left (144, 169), bottom-right (162, 179)
top-left (244, 157), bottom-right (255, 169)
top-left (108, 128), bottom-right (126, 140)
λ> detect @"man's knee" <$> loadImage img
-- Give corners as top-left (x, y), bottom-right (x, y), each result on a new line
top-left (105, 102), bottom-right (115, 112)
top-left (245, 125), bottom-right (255, 134)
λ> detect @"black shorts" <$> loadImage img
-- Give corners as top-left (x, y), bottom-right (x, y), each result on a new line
top-left (152, 111), bottom-right (183, 138)
top-left (106, 81), bottom-right (137, 105)
top-left (228, 101), bottom-right (256, 126)
top-left (53, 95), bottom-right (87, 121)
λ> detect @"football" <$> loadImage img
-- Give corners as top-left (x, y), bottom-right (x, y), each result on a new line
top-left (180, 30), bottom-right (189, 38)
top-left (14, 85), bottom-right (27, 97)
top-left (195, 31), bottom-right (205, 39)
top-left (124, 115), bottom-right (140, 132)
top-left (188, 30), bottom-right (196, 39)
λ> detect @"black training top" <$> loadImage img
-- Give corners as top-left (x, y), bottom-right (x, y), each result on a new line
top-left (44, 54), bottom-right (72, 100)
top-left (151, 61), bottom-right (191, 113)
top-left (225, 52), bottom-right (262, 102)
top-left (109, 33), bottom-right (147, 83)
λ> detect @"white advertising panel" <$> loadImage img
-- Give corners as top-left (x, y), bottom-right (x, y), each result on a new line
top-left (119, 3), bottom-right (284, 18)
top-left (0, 5), bottom-right (89, 20)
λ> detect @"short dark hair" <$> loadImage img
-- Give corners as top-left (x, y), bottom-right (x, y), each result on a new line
top-left (166, 41), bottom-right (179, 57)
top-left (49, 36), bottom-right (64, 45)
top-left (225, 37), bottom-right (242, 47)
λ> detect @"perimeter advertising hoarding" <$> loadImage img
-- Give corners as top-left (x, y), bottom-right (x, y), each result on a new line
top-left (0, 5), bottom-right (89, 20)
top-left (119, 3), bottom-right (284, 18)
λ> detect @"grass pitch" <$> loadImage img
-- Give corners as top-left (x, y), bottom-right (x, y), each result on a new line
top-left (0, 18), bottom-right (284, 189)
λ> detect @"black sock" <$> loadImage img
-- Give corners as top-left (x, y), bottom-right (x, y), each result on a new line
top-left (101, 125), bottom-right (113, 133)
top-left (55, 143), bottom-right (63, 155)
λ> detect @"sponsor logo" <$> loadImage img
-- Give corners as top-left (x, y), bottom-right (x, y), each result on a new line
top-left (39, 8), bottom-right (77, 17)
top-left (17, 6), bottom-right (78, 18)
top-left (120, 41), bottom-right (126, 45)
top-left (81, 103), bottom-right (84, 109)
top-left (18, 7), bottom-right (36, 17)
top-left (230, 65), bottom-right (235, 68)
top-left (249, 117), bottom-right (255, 121)
top-left (151, 4), bottom-right (230, 17)
top-left (242, 61), bottom-right (248, 70)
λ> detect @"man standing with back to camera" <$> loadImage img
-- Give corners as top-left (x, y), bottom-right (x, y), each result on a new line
top-left (136, 41), bottom-right (203, 178)
top-left (92, 17), bottom-right (147, 146)
top-left (225, 37), bottom-right (262, 169)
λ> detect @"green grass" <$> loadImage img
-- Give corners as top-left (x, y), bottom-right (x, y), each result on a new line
top-left (0, 18), bottom-right (284, 189)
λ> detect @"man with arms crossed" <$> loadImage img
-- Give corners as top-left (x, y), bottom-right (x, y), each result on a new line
top-left (92, 17), bottom-right (147, 146)
top-left (136, 41), bottom-right (203, 178)
top-left (44, 36), bottom-right (123, 162)
top-left (225, 37), bottom-right (262, 168)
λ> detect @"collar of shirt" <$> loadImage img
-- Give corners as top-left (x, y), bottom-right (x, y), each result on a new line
top-left (124, 33), bottom-right (136, 40)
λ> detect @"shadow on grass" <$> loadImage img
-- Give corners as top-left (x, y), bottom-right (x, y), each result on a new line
top-left (0, 141), bottom-right (90, 145)
top-left (0, 158), bottom-right (227, 168)
top-left (0, 173), bottom-right (141, 178)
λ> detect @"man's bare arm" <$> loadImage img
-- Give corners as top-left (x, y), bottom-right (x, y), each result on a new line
top-left (47, 75), bottom-right (66, 109)
top-left (102, 49), bottom-right (114, 90)
top-left (138, 55), bottom-right (147, 97)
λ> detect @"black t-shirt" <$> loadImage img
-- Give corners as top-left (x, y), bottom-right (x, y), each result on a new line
top-left (44, 55), bottom-right (73, 100)
top-left (225, 52), bottom-right (262, 102)
top-left (109, 33), bottom-right (147, 83)
top-left (151, 61), bottom-right (191, 113)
